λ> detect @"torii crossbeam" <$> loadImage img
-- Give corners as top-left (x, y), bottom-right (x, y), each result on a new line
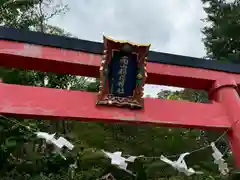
top-left (0, 27), bottom-right (240, 168)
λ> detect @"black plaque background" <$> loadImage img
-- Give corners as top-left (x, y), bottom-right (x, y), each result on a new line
top-left (108, 51), bottom-right (138, 97)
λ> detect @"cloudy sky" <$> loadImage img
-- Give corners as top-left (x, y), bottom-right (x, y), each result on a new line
top-left (48, 0), bottom-right (207, 97)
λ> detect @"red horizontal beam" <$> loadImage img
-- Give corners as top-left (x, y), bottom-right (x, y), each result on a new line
top-left (1, 40), bottom-right (240, 90)
top-left (0, 83), bottom-right (230, 130)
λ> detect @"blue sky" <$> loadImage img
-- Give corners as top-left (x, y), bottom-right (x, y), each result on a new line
top-left (48, 0), bottom-right (207, 97)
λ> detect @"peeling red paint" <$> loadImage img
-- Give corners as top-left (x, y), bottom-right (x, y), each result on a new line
top-left (2, 40), bottom-right (240, 89)
top-left (0, 83), bottom-right (230, 130)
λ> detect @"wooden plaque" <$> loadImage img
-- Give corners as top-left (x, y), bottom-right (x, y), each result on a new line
top-left (96, 36), bottom-right (150, 109)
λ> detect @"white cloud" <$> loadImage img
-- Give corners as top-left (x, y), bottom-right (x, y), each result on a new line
top-left (48, 0), bottom-right (207, 97)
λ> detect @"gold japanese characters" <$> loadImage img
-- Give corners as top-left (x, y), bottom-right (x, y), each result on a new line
top-left (96, 36), bottom-right (150, 109)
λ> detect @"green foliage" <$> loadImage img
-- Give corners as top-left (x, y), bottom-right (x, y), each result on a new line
top-left (158, 89), bottom-right (208, 103)
top-left (0, 0), bottom-right (236, 179)
top-left (201, 0), bottom-right (240, 63)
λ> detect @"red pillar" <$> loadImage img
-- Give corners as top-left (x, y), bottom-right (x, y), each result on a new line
top-left (209, 76), bottom-right (240, 167)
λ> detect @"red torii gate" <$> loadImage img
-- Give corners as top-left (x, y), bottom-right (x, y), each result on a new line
top-left (0, 27), bottom-right (240, 169)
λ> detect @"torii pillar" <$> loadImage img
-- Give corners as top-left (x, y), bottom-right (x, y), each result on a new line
top-left (210, 77), bottom-right (240, 167)
top-left (0, 27), bottom-right (240, 171)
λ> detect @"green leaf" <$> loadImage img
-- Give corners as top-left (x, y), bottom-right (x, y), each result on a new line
top-left (5, 137), bottom-right (17, 148)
